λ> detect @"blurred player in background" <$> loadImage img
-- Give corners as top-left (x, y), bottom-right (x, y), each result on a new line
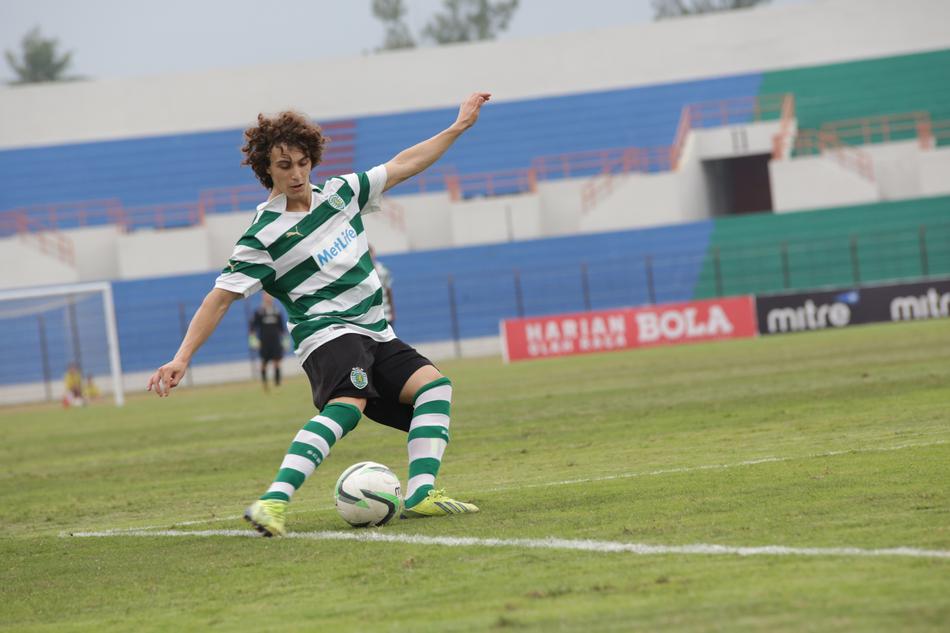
top-left (148, 92), bottom-right (491, 536)
top-left (248, 293), bottom-right (287, 390)
top-left (62, 362), bottom-right (84, 408)
top-left (369, 244), bottom-right (395, 328)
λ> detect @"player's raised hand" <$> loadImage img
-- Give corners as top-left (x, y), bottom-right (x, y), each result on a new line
top-left (147, 358), bottom-right (188, 397)
top-left (453, 92), bottom-right (491, 131)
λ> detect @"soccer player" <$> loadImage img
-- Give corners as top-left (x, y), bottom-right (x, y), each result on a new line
top-left (62, 362), bottom-right (85, 408)
top-left (147, 92), bottom-right (491, 536)
top-left (248, 293), bottom-right (287, 390)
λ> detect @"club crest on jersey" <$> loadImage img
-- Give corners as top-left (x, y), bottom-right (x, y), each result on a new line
top-left (328, 193), bottom-right (346, 211)
top-left (350, 367), bottom-right (368, 389)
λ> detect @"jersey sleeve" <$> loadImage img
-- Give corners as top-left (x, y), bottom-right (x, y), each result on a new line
top-left (349, 164), bottom-right (387, 215)
top-left (214, 216), bottom-right (278, 298)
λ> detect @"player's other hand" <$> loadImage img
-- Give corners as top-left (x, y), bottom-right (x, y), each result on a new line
top-left (453, 92), bottom-right (491, 131)
top-left (147, 359), bottom-right (188, 397)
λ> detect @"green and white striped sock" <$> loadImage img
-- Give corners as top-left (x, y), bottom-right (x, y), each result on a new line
top-left (260, 402), bottom-right (361, 502)
top-left (404, 377), bottom-right (452, 508)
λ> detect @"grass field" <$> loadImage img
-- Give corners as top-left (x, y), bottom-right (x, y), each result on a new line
top-left (2, 320), bottom-right (949, 632)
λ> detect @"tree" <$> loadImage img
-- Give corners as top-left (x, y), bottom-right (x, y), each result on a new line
top-left (651, 0), bottom-right (771, 20)
top-left (372, 0), bottom-right (416, 51)
top-left (5, 26), bottom-right (75, 85)
top-left (422, 0), bottom-right (520, 44)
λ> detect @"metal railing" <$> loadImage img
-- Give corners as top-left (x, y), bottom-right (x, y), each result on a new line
top-left (792, 130), bottom-right (875, 181)
top-left (0, 211), bottom-right (76, 267)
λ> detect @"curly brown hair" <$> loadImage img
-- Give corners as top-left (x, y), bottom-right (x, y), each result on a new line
top-left (241, 111), bottom-right (327, 189)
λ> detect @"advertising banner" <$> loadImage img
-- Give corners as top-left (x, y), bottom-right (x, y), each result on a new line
top-left (755, 277), bottom-right (950, 336)
top-left (501, 296), bottom-right (757, 362)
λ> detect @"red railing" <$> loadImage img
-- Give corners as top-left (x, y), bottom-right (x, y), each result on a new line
top-left (818, 112), bottom-right (934, 149)
top-left (579, 147), bottom-right (676, 214)
top-left (0, 211), bottom-right (76, 266)
top-left (1, 198), bottom-right (124, 232)
top-left (531, 146), bottom-right (673, 180)
top-left (790, 112), bottom-right (950, 182)
top-left (112, 201), bottom-right (206, 231)
top-left (931, 119), bottom-right (950, 145)
top-left (446, 168), bottom-right (538, 201)
top-left (770, 93), bottom-right (797, 159)
top-left (793, 130), bottom-right (875, 181)
top-left (197, 184), bottom-right (263, 215)
top-left (674, 93), bottom-right (794, 167)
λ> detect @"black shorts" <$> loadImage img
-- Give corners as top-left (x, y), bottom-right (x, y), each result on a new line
top-left (302, 334), bottom-right (433, 432)
top-left (259, 343), bottom-right (283, 362)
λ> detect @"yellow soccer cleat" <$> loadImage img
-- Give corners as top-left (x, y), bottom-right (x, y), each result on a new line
top-left (244, 499), bottom-right (287, 537)
top-left (401, 489), bottom-right (479, 519)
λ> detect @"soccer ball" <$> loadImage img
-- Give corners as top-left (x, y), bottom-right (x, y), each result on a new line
top-left (334, 461), bottom-right (403, 527)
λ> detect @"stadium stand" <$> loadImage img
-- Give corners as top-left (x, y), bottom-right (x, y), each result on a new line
top-left (4, 193), bottom-right (947, 391)
top-left (694, 195), bottom-right (950, 297)
top-left (0, 73), bottom-right (761, 220)
top-left (760, 49), bottom-right (950, 140)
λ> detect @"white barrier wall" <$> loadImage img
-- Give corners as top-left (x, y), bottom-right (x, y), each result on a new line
top-left (919, 147), bottom-right (950, 196)
top-left (2, 0), bottom-right (949, 149)
top-left (769, 155), bottom-right (879, 212)
top-left (69, 226), bottom-right (120, 281)
top-left (205, 212), bottom-right (255, 267)
top-left (769, 142), bottom-right (950, 212)
top-left (579, 172), bottom-right (682, 234)
top-left (692, 122), bottom-right (785, 161)
top-left (400, 192), bottom-right (454, 251)
top-left (116, 227), bottom-right (212, 280)
top-left (362, 206), bottom-right (412, 254)
top-left (0, 239), bottom-right (79, 290)
top-left (450, 194), bottom-right (542, 246)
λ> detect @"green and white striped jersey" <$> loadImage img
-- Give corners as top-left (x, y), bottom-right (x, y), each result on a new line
top-left (215, 165), bottom-right (393, 362)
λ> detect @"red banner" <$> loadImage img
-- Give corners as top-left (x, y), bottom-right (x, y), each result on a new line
top-left (501, 296), bottom-right (757, 362)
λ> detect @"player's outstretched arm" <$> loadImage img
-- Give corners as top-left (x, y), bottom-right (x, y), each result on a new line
top-left (383, 92), bottom-right (491, 192)
top-left (147, 288), bottom-right (241, 397)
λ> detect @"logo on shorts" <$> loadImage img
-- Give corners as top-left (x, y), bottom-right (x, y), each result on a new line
top-left (328, 193), bottom-right (346, 211)
top-left (350, 367), bottom-right (368, 389)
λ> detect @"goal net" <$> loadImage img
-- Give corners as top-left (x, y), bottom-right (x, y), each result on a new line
top-left (0, 282), bottom-right (124, 407)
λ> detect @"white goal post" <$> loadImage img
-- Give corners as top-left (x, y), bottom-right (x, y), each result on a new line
top-left (0, 281), bottom-right (125, 406)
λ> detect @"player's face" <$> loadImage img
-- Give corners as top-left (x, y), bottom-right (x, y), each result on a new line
top-left (268, 144), bottom-right (312, 209)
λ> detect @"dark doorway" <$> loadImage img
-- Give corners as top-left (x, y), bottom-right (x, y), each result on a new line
top-left (703, 154), bottom-right (773, 216)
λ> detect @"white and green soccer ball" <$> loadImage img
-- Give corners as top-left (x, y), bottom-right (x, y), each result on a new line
top-left (334, 461), bottom-right (402, 527)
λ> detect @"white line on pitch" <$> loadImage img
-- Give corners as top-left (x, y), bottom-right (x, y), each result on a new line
top-left (63, 529), bottom-right (950, 560)
top-left (76, 438), bottom-right (947, 535)
top-left (506, 439), bottom-right (949, 490)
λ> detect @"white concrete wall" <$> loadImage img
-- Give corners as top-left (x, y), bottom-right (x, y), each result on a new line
top-left (674, 134), bottom-right (716, 223)
top-left (400, 192), bottom-right (453, 251)
top-left (2, 0), bottom-right (949, 149)
top-left (579, 172), bottom-right (681, 233)
top-left (537, 179), bottom-right (584, 237)
top-left (862, 140), bottom-right (925, 200)
top-left (363, 203), bottom-right (412, 254)
top-left (918, 147), bottom-right (950, 196)
top-left (0, 238), bottom-right (80, 290)
top-left (769, 154), bottom-right (879, 212)
top-left (69, 226), bottom-right (120, 281)
top-left (205, 212), bottom-right (255, 268)
top-left (116, 226), bottom-right (212, 280)
top-left (692, 121), bottom-right (785, 160)
top-left (450, 194), bottom-right (542, 246)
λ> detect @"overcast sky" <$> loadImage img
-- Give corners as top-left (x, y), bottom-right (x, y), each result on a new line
top-left (0, 0), bottom-right (810, 84)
